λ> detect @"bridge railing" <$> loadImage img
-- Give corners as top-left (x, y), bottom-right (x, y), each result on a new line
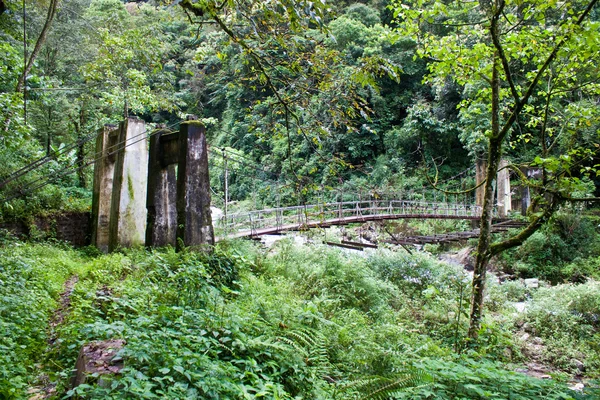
top-left (215, 200), bottom-right (484, 238)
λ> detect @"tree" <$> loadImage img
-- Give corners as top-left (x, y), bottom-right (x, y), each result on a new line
top-left (392, 0), bottom-right (600, 339)
top-left (177, 0), bottom-right (400, 184)
top-left (16, 0), bottom-right (60, 94)
top-left (81, 0), bottom-right (181, 121)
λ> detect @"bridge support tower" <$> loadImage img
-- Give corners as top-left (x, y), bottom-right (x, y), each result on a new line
top-left (91, 116), bottom-right (213, 252)
top-left (475, 158), bottom-right (512, 218)
top-left (108, 117), bottom-right (149, 252)
top-left (146, 127), bottom-right (178, 247)
top-left (91, 124), bottom-right (118, 253)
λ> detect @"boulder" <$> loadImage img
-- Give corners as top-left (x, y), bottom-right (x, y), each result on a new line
top-left (571, 359), bottom-right (585, 373)
top-left (72, 339), bottom-right (125, 389)
top-left (524, 278), bottom-right (539, 288)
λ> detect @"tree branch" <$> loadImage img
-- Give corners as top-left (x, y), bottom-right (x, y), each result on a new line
top-left (490, 0), bottom-right (520, 102)
top-left (489, 195), bottom-right (560, 256)
top-left (16, 0), bottom-right (59, 93)
top-left (496, 0), bottom-right (599, 142)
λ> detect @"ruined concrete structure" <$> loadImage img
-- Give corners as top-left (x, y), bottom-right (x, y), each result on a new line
top-left (108, 118), bottom-right (148, 251)
top-left (497, 159), bottom-right (511, 217)
top-left (91, 116), bottom-right (214, 252)
top-left (91, 125), bottom-right (118, 252)
top-left (475, 158), bottom-right (512, 218)
top-left (146, 128), bottom-right (178, 247)
top-left (176, 120), bottom-right (214, 250)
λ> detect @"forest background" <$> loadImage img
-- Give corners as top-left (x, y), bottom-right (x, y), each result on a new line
top-left (2, 0), bottom-right (600, 398)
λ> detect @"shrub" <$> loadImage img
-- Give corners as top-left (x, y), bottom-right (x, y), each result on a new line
top-left (500, 214), bottom-right (600, 283)
top-left (519, 281), bottom-right (600, 374)
top-left (0, 243), bottom-right (89, 399)
top-left (396, 357), bottom-right (577, 399)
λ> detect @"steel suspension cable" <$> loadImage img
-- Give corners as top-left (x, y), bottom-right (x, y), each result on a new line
top-left (1, 121), bottom-right (180, 203)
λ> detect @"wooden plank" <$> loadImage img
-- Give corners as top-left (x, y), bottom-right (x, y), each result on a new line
top-left (341, 240), bottom-right (378, 249)
top-left (325, 241), bottom-right (364, 251)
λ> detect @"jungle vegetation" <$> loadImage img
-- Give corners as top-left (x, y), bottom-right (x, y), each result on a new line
top-left (1, 0), bottom-right (600, 398)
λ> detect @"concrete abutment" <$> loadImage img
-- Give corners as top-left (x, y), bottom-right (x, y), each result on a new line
top-left (91, 116), bottom-right (214, 252)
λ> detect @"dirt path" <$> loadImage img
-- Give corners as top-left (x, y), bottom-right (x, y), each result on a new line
top-left (27, 275), bottom-right (79, 400)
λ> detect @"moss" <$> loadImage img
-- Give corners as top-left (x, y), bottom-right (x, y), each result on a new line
top-left (181, 120), bottom-right (205, 128)
top-left (127, 175), bottom-right (134, 200)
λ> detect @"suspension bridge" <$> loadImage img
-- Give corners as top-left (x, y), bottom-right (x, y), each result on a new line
top-left (0, 117), bottom-right (517, 251)
top-left (216, 200), bottom-right (484, 240)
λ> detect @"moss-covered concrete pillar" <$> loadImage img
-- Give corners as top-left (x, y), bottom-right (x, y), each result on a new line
top-left (91, 125), bottom-right (119, 253)
top-left (146, 129), bottom-right (178, 247)
top-left (176, 118), bottom-right (214, 250)
top-left (108, 117), bottom-right (148, 251)
top-left (521, 167), bottom-right (532, 216)
top-left (497, 159), bottom-right (511, 217)
top-left (475, 159), bottom-right (487, 207)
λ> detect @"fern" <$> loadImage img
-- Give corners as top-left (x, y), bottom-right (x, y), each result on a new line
top-left (276, 327), bottom-right (331, 371)
top-left (343, 369), bottom-right (433, 400)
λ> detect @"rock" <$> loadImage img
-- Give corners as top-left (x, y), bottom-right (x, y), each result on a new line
top-left (569, 382), bottom-right (585, 392)
top-left (523, 323), bottom-right (535, 333)
top-left (455, 247), bottom-right (475, 270)
top-left (526, 362), bottom-right (552, 379)
top-left (514, 319), bottom-right (525, 329)
top-left (211, 207), bottom-right (223, 222)
top-left (72, 339), bottom-right (125, 389)
top-left (125, 2), bottom-right (139, 15)
top-left (513, 302), bottom-right (527, 313)
top-left (524, 278), bottom-right (539, 288)
top-left (571, 359), bottom-right (585, 372)
top-left (532, 337), bottom-right (543, 345)
top-left (439, 247), bottom-right (475, 270)
top-left (520, 333), bottom-right (530, 342)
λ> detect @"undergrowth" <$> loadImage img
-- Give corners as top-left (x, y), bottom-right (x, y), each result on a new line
top-left (498, 213), bottom-right (600, 283)
top-left (0, 243), bottom-right (91, 398)
top-left (1, 237), bottom-right (598, 399)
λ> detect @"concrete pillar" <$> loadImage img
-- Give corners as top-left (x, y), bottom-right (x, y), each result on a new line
top-left (176, 118), bottom-right (214, 250)
top-left (146, 129), bottom-right (178, 247)
top-left (108, 117), bottom-right (148, 251)
top-left (91, 125), bottom-right (119, 253)
top-left (521, 185), bottom-right (530, 216)
top-left (475, 159), bottom-right (487, 207)
top-left (521, 167), bottom-right (532, 216)
top-left (497, 159), bottom-right (511, 217)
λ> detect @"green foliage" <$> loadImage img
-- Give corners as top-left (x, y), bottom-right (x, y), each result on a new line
top-left (499, 214), bottom-right (600, 283)
top-left (268, 242), bottom-right (399, 313)
top-left (518, 281), bottom-right (600, 376)
top-left (345, 3), bottom-right (381, 27)
top-left (384, 100), bottom-right (468, 167)
top-left (0, 242), bottom-right (90, 399)
top-left (2, 239), bottom-right (596, 398)
top-left (344, 369), bottom-right (433, 399)
top-left (399, 357), bottom-right (577, 399)
top-left (525, 281), bottom-right (600, 341)
top-left (81, 0), bottom-right (182, 119)
top-left (368, 249), bottom-right (459, 296)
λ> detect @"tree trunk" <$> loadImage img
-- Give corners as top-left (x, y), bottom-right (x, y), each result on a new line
top-left (468, 138), bottom-right (502, 339)
top-left (70, 103), bottom-right (87, 188)
top-left (76, 107), bottom-right (86, 188)
top-left (468, 47), bottom-right (502, 340)
top-left (16, 0), bottom-right (59, 93)
top-left (45, 106), bottom-right (53, 156)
